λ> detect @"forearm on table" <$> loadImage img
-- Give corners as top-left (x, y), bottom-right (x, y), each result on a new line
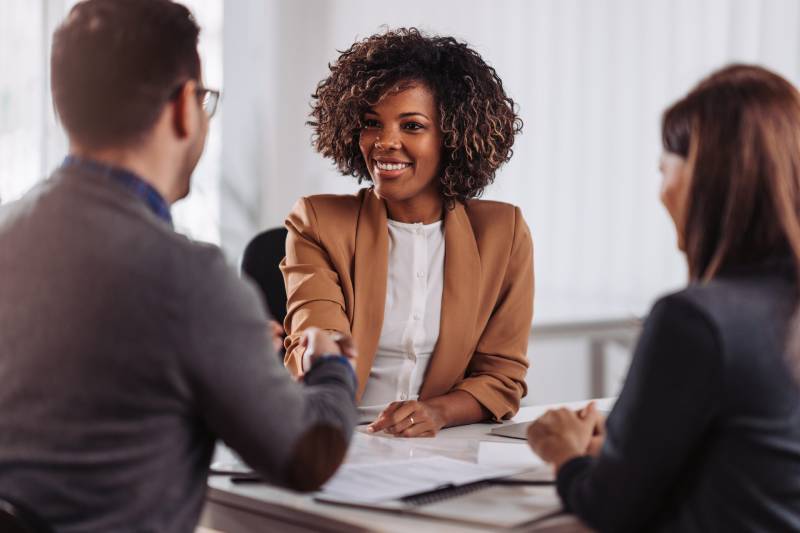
top-left (423, 389), bottom-right (491, 428)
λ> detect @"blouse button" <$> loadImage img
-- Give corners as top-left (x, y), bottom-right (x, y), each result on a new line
top-left (400, 393), bottom-right (408, 400)
top-left (416, 271), bottom-right (424, 278)
top-left (413, 313), bottom-right (421, 320)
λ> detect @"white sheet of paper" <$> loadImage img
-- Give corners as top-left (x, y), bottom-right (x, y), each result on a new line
top-left (319, 456), bottom-right (517, 503)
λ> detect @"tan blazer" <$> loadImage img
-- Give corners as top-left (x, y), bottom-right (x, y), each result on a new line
top-left (281, 188), bottom-right (534, 420)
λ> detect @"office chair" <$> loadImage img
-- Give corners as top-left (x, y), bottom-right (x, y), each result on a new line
top-left (0, 496), bottom-right (54, 533)
top-left (241, 227), bottom-right (289, 359)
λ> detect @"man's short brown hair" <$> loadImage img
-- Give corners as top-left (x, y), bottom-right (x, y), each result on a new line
top-left (51, 0), bottom-right (201, 148)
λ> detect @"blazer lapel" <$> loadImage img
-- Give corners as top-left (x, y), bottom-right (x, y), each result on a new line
top-left (352, 189), bottom-right (389, 400)
top-left (419, 202), bottom-right (481, 400)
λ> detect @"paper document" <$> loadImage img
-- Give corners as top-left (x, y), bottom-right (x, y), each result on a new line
top-left (210, 444), bottom-right (252, 475)
top-left (411, 484), bottom-right (562, 527)
top-left (319, 456), bottom-right (517, 503)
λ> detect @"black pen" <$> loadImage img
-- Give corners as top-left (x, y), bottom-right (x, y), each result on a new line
top-left (230, 474), bottom-right (264, 484)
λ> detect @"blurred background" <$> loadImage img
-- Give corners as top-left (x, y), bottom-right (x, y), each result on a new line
top-left (3, 0), bottom-right (800, 404)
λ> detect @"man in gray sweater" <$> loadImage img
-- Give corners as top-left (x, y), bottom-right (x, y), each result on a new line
top-left (0, 1), bottom-right (358, 531)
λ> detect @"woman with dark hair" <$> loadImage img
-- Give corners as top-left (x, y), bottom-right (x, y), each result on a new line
top-left (527, 64), bottom-right (800, 532)
top-left (281, 28), bottom-right (532, 436)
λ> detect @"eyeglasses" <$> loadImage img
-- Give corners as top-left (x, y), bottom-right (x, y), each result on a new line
top-left (196, 86), bottom-right (220, 118)
top-left (169, 82), bottom-right (221, 118)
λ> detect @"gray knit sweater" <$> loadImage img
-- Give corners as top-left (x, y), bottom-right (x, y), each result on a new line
top-left (0, 166), bottom-right (357, 532)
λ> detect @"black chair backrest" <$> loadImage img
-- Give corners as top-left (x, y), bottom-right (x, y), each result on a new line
top-left (241, 226), bottom-right (289, 325)
top-left (0, 496), bottom-right (54, 533)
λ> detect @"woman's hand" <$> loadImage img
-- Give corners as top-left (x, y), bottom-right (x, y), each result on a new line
top-left (578, 402), bottom-right (606, 456)
top-left (527, 401), bottom-right (603, 469)
top-left (367, 400), bottom-right (447, 438)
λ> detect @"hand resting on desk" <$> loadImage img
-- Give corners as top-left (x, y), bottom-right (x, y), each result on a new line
top-left (365, 400), bottom-right (446, 438)
top-left (366, 390), bottom-right (491, 438)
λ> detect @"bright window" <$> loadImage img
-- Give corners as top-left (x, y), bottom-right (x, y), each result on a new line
top-left (0, 2), bottom-right (47, 205)
top-left (0, 0), bottom-right (223, 245)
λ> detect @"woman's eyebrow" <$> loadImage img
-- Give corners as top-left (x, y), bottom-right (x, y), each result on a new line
top-left (363, 109), bottom-right (431, 120)
top-left (398, 112), bottom-right (430, 120)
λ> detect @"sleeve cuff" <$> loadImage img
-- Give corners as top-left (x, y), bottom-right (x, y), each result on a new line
top-left (556, 455), bottom-right (594, 511)
top-left (452, 380), bottom-right (519, 421)
top-left (304, 354), bottom-right (357, 396)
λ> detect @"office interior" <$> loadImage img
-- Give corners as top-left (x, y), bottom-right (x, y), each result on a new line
top-left (2, 0), bottom-right (798, 437)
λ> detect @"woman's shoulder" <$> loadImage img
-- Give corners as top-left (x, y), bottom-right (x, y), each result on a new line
top-left (462, 198), bottom-right (521, 217)
top-left (671, 270), bottom-right (795, 328)
top-left (649, 271), bottom-right (795, 353)
top-left (289, 189), bottom-right (369, 225)
top-left (461, 198), bottom-right (530, 240)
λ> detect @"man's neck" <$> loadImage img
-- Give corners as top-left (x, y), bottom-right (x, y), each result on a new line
top-left (69, 145), bottom-right (176, 204)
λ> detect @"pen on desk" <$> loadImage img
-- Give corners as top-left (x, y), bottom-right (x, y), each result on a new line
top-left (230, 474), bottom-right (264, 484)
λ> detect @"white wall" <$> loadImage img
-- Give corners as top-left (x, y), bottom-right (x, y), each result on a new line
top-left (0, 0), bottom-right (225, 245)
top-left (6, 1), bottom-right (799, 404)
top-left (219, 0), bottom-right (800, 403)
top-left (222, 0), bottom-right (800, 324)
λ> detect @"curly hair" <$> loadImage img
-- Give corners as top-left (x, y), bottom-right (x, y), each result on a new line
top-left (308, 27), bottom-right (523, 203)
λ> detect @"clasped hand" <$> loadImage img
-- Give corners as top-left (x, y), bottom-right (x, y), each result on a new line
top-left (526, 401), bottom-right (606, 469)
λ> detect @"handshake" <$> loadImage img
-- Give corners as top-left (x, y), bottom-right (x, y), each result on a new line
top-left (299, 327), bottom-right (357, 375)
top-left (266, 320), bottom-right (357, 376)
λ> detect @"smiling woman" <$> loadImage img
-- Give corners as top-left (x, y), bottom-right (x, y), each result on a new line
top-left (279, 28), bottom-right (534, 437)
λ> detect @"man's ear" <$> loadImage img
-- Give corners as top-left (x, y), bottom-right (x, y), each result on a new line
top-left (171, 80), bottom-right (197, 139)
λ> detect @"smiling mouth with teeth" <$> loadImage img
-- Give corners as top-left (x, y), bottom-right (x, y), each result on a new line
top-left (375, 161), bottom-right (412, 171)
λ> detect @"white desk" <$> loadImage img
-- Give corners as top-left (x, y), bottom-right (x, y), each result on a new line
top-left (200, 399), bottom-right (614, 533)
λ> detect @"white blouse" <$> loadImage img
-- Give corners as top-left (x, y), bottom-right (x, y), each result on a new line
top-left (358, 219), bottom-right (445, 423)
